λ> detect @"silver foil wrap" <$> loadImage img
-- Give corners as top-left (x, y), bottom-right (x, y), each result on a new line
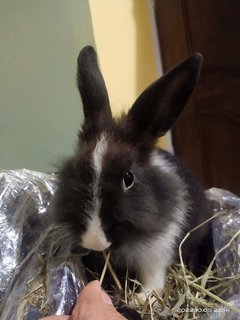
top-left (200, 188), bottom-right (240, 320)
top-left (0, 170), bottom-right (86, 320)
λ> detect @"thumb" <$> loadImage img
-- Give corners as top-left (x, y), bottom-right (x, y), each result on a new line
top-left (70, 280), bottom-right (125, 320)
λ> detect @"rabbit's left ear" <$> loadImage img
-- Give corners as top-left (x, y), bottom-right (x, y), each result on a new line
top-left (127, 53), bottom-right (202, 138)
top-left (77, 46), bottom-right (112, 123)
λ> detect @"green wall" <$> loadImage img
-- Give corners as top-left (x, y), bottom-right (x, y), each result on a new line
top-left (0, 0), bottom-right (95, 172)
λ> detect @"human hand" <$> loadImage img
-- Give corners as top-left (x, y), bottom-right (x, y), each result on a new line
top-left (40, 280), bottom-right (125, 320)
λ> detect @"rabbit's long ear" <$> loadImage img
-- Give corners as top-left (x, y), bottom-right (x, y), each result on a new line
top-left (127, 53), bottom-right (202, 138)
top-left (77, 46), bottom-right (112, 122)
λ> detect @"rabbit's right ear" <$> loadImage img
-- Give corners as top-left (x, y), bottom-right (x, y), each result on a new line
top-left (77, 46), bottom-right (112, 123)
top-left (127, 53), bottom-right (202, 139)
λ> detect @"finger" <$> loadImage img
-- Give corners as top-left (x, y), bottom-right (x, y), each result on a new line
top-left (76, 280), bottom-right (112, 305)
top-left (70, 281), bottom-right (125, 320)
top-left (40, 316), bottom-right (70, 320)
top-left (71, 301), bottom-right (125, 320)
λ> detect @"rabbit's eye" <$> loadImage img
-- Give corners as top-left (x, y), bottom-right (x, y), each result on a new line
top-left (123, 170), bottom-right (134, 190)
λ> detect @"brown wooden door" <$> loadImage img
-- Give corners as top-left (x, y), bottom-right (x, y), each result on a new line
top-left (154, 0), bottom-right (240, 195)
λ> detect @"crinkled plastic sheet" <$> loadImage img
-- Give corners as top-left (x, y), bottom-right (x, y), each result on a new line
top-left (200, 188), bottom-right (240, 320)
top-left (0, 170), bottom-right (86, 320)
top-left (1, 171), bottom-right (240, 320)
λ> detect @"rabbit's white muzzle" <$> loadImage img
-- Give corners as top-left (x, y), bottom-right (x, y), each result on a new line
top-left (81, 213), bottom-right (111, 251)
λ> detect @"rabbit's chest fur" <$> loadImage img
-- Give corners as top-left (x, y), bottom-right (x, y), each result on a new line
top-left (113, 222), bottom-right (183, 292)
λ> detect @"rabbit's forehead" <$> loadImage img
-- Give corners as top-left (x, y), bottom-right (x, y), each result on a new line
top-left (90, 132), bottom-right (136, 172)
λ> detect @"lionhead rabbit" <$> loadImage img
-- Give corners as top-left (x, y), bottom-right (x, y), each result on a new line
top-left (53, 46), bottom-right (213, 293)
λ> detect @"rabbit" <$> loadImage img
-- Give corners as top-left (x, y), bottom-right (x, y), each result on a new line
top-left (52, 46), bottom-right (213, 294)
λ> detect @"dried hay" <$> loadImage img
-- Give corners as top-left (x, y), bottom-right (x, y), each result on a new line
top-left (99, 213), bottom-right (240, 319)
top-left (19, 213), bottom-right (240, 319)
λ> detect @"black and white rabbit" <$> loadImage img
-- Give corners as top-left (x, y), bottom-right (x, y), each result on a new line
top-left (53, 46), bottom-right (213, 293)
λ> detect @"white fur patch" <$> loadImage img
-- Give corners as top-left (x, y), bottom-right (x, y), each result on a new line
top-left (139, 223), bottom-right (181, 291)
top-left (92, 133), bottom-right (108, 177)
top-left (125, 222), bottom-right (181, 293)
top-left (91, 133), bottom-right (108, 216)
top-left (81, 206), bottom-right (111, 251)
top-left (151, 151), bottom-right (176, 175)
top-left (81, 133), bottom-right (111, 251)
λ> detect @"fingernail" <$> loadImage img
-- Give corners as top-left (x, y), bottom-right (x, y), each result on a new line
top-left (101, 290), bottom-right (113, 305)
